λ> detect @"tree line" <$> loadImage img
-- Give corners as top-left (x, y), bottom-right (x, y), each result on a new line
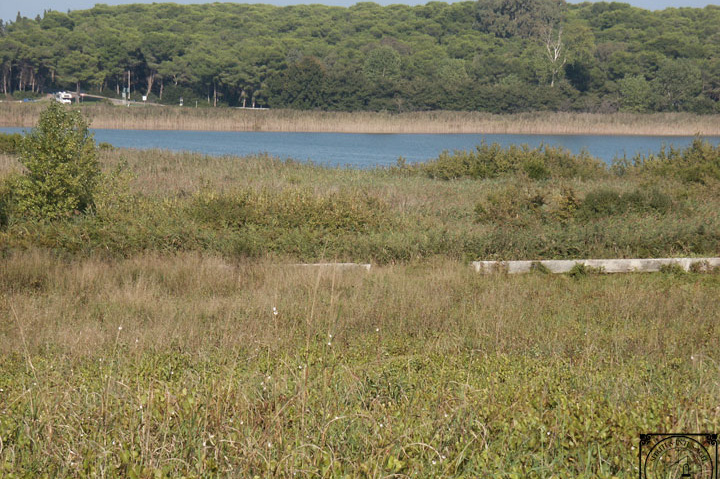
top-left (1, 0), bottom-right (719, 113)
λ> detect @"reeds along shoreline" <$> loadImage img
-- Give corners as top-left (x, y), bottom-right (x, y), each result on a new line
top-left (1, 102), bottom-right (719, 135)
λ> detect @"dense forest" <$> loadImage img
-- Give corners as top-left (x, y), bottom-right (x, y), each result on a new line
top-left (1, 0), bottom-right (719, 113)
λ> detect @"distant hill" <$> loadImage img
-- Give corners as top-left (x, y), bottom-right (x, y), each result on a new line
top-left (1, 1), bottom-right (718, 113)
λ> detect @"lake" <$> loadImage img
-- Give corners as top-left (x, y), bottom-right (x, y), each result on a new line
top-left (2, 127), bottom-right (718, 168)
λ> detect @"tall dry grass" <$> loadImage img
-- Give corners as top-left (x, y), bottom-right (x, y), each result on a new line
top-left (2, 250), bottom-right (718, 359)
top-left (2, 102), bottom-right (719, 135)
top-left (1, 250), bottom-right (719, 476)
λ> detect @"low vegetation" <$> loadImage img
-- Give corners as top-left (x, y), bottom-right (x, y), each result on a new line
top-left (1, 129), bottom-right (718, 262)
top-left (1, 252), bottom-right (719, 477)
top-left (0, 108), bottom-right (718, 476)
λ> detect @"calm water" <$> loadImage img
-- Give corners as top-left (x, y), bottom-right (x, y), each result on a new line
top-left (3, 127), bottom-right (718, 168)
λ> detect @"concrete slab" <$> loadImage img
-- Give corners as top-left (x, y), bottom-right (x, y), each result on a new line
top-left (291, 263), bottom-right (372, 271)
top-left (472, 258), bottom-right (720, 274)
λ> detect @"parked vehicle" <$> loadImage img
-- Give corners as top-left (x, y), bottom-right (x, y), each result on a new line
top-left (55, 92), bottom-right (73, 104)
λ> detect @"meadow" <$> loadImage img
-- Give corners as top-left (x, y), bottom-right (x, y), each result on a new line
top-left (2, 101), bottom-right (720, 135)
top-left (1, 137), bottom-right (719, 477)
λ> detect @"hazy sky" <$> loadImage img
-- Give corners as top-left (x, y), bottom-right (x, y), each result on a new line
top-left (2, 0), bottom-right (719, 23)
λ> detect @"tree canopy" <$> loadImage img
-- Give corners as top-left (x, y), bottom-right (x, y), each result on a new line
top-left (1, 1), bottom-right (719, 113)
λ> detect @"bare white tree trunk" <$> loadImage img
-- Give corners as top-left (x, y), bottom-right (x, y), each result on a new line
top-left (146, 72), bottom-right (155, 98)
top-left (542, 26), bottom-right (566, 87)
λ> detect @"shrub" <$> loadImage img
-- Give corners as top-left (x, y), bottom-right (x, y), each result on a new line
top-left (0, 176), bottom-right (14, 228)
top-left (13, 102), bottom-right (100, 220)
top-left (659, 263), bottom-right (686, 275)
top-left (620, 138), bottom-right (720, 184)
top-left (474, 184), bottom-right (545, 225)
top-left (0, 132), bottom-right (22, 154)
top-left (416, 142), bottom-right (606, 181)
top-left (578, 187), bottom-right (672, 219)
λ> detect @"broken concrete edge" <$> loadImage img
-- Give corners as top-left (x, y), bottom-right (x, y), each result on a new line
top-left (289, 263), bottom-right (372, 271)
top-left (471, 258), bottom-right (720, 274)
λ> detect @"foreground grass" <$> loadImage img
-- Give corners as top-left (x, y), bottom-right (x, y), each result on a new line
top-left (1, 251), bottom-right (719, 477)
top-left (3, 102), bottom-right (720, 135)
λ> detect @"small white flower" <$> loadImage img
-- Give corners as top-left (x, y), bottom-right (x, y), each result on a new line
top-left (267, 442), bottom-right (272, 448)
top-left (547, 431), bottom-right (551, 436)
top-left (328, 333), bottom-right (333, 338)
top-left (631, 446), bottom-right (635, 451)
top-left (118, 326), bottom-right (122, 331)
top-left (444, 413), bottom-right (448, 418)
top-left (379, 423), bottom-right (383, 428)
top-left (432, 460), bottom-right (436, 465)
top-left (375, 328), bottom-right (379, 332)
top-left (327, 342), bottom-right (332, 346)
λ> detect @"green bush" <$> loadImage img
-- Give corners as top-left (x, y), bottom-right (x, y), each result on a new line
top-left (189, 188), bottom-right (390, 233)
top-left (12, 102), bottom-right (100, 220)
top-left (578, 187), bottom-right (672, 219)
top-left (0, 132), bottom-right (22, 154)
top-left (413, 142), bottom-right (606, 181)
top-left (618, 138), bottom-right (720, 183)
top-left (474, 184), bottom-right (581, 225)
top-left (0, 177), bottom-right (13, 228)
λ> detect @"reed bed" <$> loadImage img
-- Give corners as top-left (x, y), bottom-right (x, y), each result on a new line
top-left (2, 102), bottom-right (719, 135)
top-left (1, 250), bottom-right (719, 476)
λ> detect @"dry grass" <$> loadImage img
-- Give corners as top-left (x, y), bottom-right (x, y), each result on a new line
top-left (2, 102), bottom-right (720, 135)
top-left (2, 250), bottom-right (718, 360)
top-left (1, 250), bottom-right (719, 476)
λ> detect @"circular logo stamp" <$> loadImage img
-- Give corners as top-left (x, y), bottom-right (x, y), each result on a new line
top-left (644, 435), bottom-right (714, 479)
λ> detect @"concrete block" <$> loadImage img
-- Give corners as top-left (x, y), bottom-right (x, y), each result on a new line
top-left (472, 258), bottom-right (720, 274)
top-left (292, 262), bottom-right (372, 271)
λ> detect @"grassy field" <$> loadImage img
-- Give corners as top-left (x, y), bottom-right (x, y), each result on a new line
top-left (1, 139), bottom-right (719, 477)
top-left (2, 101), bottom-right (720, 135)
top-left (2, 252), bottom-right (719, 477)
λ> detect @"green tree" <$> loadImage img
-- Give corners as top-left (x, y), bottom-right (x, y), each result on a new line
top-left (363, 46), bottom-right (402, 82)
top-left (618, 74), bottom-right (652, 112)
top-left (652, 59), bottom-right (703, 111)
top-left (13, 102), bottom-right (99, 220)
top-left (57, 50), bottom-right (100, 99)
top-left (476, 0), bottom-right (566, 39)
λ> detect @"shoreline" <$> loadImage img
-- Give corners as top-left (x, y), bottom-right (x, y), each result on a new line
top-left (1, 103), bottom-right (719, 136)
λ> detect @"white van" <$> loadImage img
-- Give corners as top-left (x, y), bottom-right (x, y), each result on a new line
top-left (55, 92), bottom-right (73, 104)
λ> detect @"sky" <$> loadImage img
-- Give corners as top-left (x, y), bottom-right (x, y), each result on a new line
top-left (2, 0), bottom-right (719, 23)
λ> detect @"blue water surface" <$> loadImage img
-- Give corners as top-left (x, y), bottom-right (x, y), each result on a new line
top-left (2, 127), bottom-right (718, 168)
